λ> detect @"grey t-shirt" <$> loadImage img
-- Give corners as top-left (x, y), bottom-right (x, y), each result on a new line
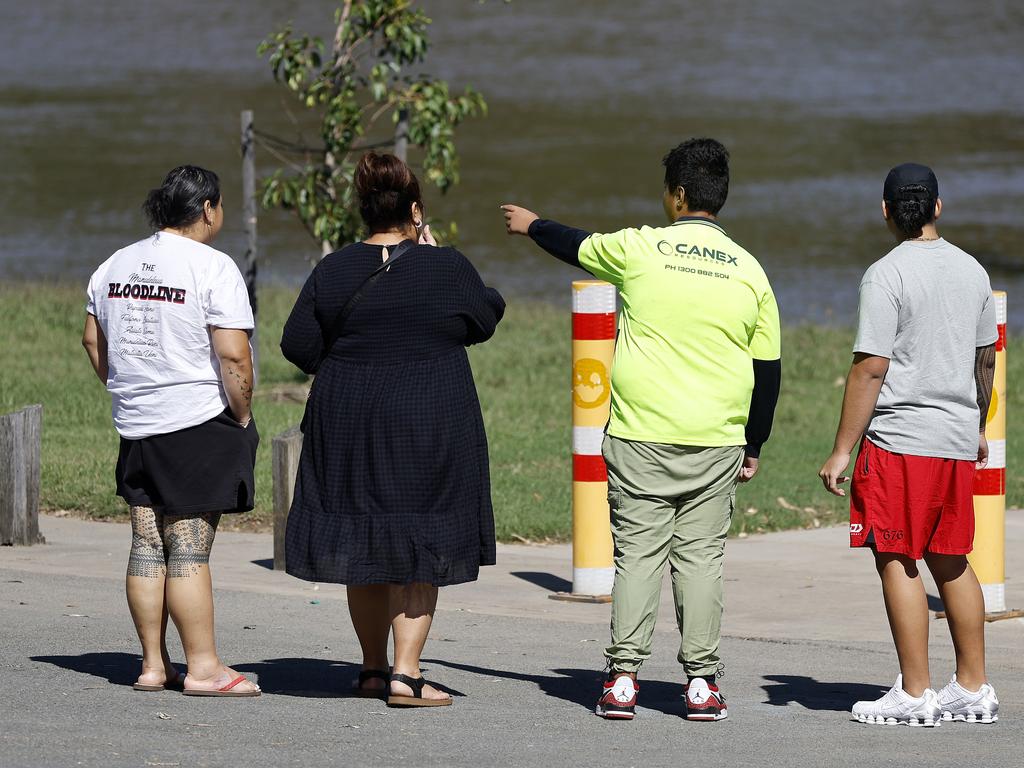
top-left (854, 238), bottom-right (998, 460)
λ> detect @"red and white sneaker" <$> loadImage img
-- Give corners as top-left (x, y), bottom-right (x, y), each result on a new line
top-left (685, 678), bottom-right (727, 721)
top-left (595, 673), bottom-right (638, 720)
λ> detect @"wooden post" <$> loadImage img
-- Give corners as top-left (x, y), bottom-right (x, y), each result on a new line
top-left (394, 107), bottom-right (409, 162)
top-left (241, 109), bottom-right (260, 379)
top-left (272, 426), bottom-right (303, 570)
top-left (0, 405), bottom-right (45, 546)
top-left (240, 110), bottom-right (258, 317)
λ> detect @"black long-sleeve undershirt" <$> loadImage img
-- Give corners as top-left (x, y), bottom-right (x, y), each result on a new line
top-left (528, 218), bottom-right (589, 268)
top-left (746, 358), bottom-right (781, 458)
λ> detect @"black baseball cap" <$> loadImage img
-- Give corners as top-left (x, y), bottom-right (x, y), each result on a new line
top-left (883, 163), bottom-right (938, 201)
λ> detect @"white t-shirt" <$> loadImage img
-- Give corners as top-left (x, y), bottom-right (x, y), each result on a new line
top-left (86, 231), bottom-right (254, 439)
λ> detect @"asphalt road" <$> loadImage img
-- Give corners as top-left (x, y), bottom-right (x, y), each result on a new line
top-left (1, 516), bottom-right (1021, 768)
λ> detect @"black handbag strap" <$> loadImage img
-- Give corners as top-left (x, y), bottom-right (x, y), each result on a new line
top-left (321, 240), bottom-right (415, 357)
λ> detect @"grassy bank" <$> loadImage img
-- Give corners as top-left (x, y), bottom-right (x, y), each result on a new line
top-left (2, 282), bottom-right (1019, 540)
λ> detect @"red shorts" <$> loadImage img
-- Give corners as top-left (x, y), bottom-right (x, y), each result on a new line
top-left (849, 437), bottom-right (975, 559)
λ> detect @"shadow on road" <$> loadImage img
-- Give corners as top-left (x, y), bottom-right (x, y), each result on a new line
top-left (233, 657), bottom-right (465, 699)
top-left (31, 652), bottom-right (142, 686)
top-left (233, 657), bottom-right (361, 697)
top-left (762, 675), bottom-right (888, 711)
top-left (510, 571), bottom-right (573, 593)
top-left (32, 652), bottom-right (469, 699)
top-left (423, 658), bottom-right (687, 716)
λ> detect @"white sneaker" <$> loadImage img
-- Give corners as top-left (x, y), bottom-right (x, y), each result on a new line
top-left (936, 675), bottom-right (999, 724)
top-left (851, 675), bottom-right (941, 726)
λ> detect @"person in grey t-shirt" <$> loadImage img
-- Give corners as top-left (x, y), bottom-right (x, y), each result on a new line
top-left (819, 163), bottom-right (1000, 726)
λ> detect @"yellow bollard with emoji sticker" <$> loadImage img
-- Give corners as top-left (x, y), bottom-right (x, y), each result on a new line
top-left (551, 280), bottom-right (617, 602)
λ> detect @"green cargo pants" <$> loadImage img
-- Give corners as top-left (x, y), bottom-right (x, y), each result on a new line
top-left (603, 435), bottom-right (743, 678)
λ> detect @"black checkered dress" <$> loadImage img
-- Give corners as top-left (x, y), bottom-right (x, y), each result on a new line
top-left (281, 242), bottom-right (505, 586)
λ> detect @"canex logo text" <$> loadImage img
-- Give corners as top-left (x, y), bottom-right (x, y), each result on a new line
top-left (657, 240), bottom-right (739, 265)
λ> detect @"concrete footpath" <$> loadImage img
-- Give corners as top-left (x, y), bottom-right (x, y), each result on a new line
top-left (1, 514), bottom-right (1022, 768)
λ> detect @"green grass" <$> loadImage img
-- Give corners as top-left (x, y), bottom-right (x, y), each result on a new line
top-left (2, 281), bottom-right (1019, 539)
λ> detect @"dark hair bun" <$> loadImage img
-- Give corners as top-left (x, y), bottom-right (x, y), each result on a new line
top-left (354, 152), bottom-right (422, 233)
top-left (355, 152), bottom-right (414, 196)
top-left (143, 188), bottom-right (170, 228)
top-left (142, 165), bottom-right (221, 230)
top-left (887, 184), bottom-right (936, 237)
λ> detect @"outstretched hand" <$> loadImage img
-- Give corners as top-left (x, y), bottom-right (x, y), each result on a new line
top-left (501, 204), bottom-right (539, 236)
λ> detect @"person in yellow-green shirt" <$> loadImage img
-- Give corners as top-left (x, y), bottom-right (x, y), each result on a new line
top-left (502, 137), bottom-right (781, 721)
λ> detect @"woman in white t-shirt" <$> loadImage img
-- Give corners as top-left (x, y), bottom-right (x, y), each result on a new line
top-left (82, 165), bottom-right (261, 697)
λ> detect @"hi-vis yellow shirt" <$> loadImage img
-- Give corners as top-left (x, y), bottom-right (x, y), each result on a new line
top-left (578, 218), bottom-right (780, 447)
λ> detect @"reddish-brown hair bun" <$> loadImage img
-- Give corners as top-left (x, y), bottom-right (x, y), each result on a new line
top-left (354, 152), bottom-right (423, 233)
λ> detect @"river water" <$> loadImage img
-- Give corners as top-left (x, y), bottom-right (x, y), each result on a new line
top-left (2, 0), bottom-right (1022, 324)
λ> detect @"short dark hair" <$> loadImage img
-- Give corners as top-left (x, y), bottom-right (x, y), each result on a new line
top-left (142, 165), bottom-right (220, 230)
top-left (662, 138), bottom-right (730, 215)
top-left (354, 152), bottom-right (423, 233)
top-left (885, 184), bottom-right (936, 238)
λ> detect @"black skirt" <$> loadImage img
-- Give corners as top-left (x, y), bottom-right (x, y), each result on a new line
top-left (116, 409), bottom-right (259, 514)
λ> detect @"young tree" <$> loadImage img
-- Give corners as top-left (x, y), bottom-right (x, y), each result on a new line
top-left (258, 1), bottom-right (486, 257)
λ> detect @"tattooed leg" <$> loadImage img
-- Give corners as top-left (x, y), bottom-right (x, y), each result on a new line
top-left (162, 512), bottom-right (227, 682)
top-left (126, 506), bottom-right (177, 686)
top-left (159, 511), bottom-right (260, 694)
top-left (164, 512), bottom-right (221, 578)
top-left (128, 505), bottom-right (166, 578)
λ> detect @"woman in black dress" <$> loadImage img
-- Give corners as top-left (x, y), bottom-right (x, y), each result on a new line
top-left (281, 152), bottom-right (504, 707)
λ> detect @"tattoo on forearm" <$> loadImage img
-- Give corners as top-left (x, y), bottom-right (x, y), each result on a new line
top-left (127, 505), bottom-right (166, 579)
top-left (227, 366), bottom-right (253, 405)
top-left (975, 344), bottom-right (996, 431)
top-left (164, 512), bottom-right (221, 578)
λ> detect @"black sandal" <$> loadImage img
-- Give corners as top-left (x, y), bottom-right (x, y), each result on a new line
top-left (352, 669), bottom-right (389, 699)
top-left (386, 673), bottom-right (452, 708)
